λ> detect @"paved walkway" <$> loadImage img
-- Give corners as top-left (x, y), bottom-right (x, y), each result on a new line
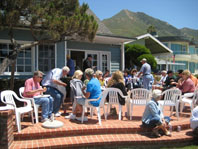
top-left (10, 103), bottom-right (194, 148)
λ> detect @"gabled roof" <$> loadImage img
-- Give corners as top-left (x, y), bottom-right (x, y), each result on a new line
top-left (137, 34), bottom-right (173, 54)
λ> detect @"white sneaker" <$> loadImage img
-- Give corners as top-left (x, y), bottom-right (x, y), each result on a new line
top-left (54, 113), bottom-right (61, 117)
top-left (65, 113), bottom-right (76, 120)
top-left (76, 116), bottom-right (88, 122)
top-left (49, 113), bottom-right (55, 121)
top-left (41, 118), bottom-right (50, 123)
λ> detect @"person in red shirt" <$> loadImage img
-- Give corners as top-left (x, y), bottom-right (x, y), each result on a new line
top-left (177, 70), bottom-right (195, 95)
top-left (24, 71), bottom-right (54, 122)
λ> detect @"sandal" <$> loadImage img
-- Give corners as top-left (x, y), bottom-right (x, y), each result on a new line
top-left (152, 128), bottom-right (161, 137)
top-left (164, 130), bottom-right (172, 136)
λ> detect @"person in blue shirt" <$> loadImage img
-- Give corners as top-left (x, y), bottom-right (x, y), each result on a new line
top-left (68, 68), bottom-right (101, 122)
top-left (138, 58), bottom-right (153, 90)
top-left (142, 89), bottom-right (171, 137)
top-left (67, 55), bottom-right (75, 77)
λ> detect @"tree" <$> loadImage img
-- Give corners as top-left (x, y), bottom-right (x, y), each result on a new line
top-left (125, 44), bottom-right (157, 70)
top-left (0, 0), bottom-right (98, 89)
top-left (147, 25), bottom-right (157, 36)
top-left (137, 54), bottom-right (157, 70)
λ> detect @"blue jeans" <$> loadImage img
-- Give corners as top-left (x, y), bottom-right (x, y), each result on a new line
top-left (34, 96), bottom-right (54, 119)
top-left (143, 75), bottom-right (153, 90)
top-left (45, 86), bottom-right (63, 114)
top-left (143, 116), bottom-right (170, 128)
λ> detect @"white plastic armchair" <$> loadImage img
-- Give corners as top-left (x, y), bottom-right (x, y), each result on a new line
top-left (180, 89), bottom-right (198, 115)
top-left (19, 87), bottom-right (39, 123)
top-left (105, 88), bottom-right (128, 120)
top-left (81, 89), bottom-right (108, 125)
top-left (158, 88), bottom-right (182, 120)
top-left (70, 82), bottom-right (84, 113)
top-left (129, 88), bottom-right (151, 120)
top-left (1, 90), bottom-right (34, 132)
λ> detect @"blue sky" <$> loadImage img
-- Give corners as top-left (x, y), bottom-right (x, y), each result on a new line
top-left (79, 0), bottom-right (198, 30)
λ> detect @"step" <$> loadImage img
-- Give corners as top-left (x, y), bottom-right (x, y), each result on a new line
top-left (14, 120), bottom-right (190, 140)
top-left (10, 129), bottom-right (194, 149)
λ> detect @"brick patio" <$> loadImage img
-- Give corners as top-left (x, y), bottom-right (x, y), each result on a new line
top-left (9, 103), bottom-right (195, 148)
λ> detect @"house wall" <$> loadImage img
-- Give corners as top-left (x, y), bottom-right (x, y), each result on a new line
top-left (0, 29), bottom-right (34, 41)
top-left (67, 41), bottom-right (121, 72)
top-left (0, 28), bottom-right (122, 79)
top-left (56, 41), bottom-right (66, 68)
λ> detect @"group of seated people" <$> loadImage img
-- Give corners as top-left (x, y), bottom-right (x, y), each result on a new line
top-left (154, 69), bottom-right (197, 96)
top-left (21, 67), bottom-right (198, 137)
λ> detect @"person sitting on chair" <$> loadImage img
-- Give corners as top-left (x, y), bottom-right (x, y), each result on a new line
top-left (65, 70), bottom-right (84, 119)
top-left (142, 89), bottom-right (171, 137)
top-left (23, 71), bottom-right (54, 123)
top-left (177, 70), bottom-right (195, 95)
top-left (107, 70), bottom-right (128, 106)
top-left (66, 68), bottom-right (101, 122)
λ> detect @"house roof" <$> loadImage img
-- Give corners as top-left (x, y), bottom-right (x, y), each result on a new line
top-left (136, 34), bottom-right (173, 54)
top-left (82, 34), bottom-right (136, 45)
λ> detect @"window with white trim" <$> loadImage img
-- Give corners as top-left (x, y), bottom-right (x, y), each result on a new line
top-left (38, 44), bottom-right (55, 72)
top-left (0, 43), bottom-right (32, 73)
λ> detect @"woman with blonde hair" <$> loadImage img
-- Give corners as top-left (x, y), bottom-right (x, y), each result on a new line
top-left (107, 70), bottom-right (127, 105)
top-left (65, 70), bottom-right (84, 119)
top-left (95, 70), bottom-right (105, 86)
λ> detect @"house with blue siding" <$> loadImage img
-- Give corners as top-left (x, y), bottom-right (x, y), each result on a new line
top-left (0, 9), bottom-right (174, 79)
top-left (0, 24), bottom-right (136, 79)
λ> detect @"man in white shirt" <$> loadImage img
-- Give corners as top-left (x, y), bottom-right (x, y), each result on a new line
top-left (42, 66), bottom-right (70, 117)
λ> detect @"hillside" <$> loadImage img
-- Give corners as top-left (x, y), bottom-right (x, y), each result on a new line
top-left (102, 9), bottom-right (198, 41)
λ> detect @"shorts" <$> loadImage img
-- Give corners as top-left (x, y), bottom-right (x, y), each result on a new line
top-left (77, 98), bottom-right (86, 106)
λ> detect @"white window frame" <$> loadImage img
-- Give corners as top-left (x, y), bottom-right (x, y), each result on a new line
top-left (0, 39), bottom-right (35, 76)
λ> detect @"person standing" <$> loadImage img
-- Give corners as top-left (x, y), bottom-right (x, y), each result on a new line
top-left (23, 71), bottom-right (54, 122)
top-left (83, 55), bottom-right (92, 71)
top-left (42, 66), bottom-right (70, 117)
top-left (67, 55), bottom-right (75, 77)
top-left (138, 58), bottom-right (153, 90)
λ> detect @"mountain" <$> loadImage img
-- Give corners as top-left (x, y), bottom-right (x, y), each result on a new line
top-left (102, 9), bottom-right (198, 42)
top-left (86, 9), bottom-right (113, 35)
top-left (180, 28), bottom-right (198, 42)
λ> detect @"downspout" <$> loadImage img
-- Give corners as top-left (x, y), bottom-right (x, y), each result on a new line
top-left (65, 37), bottom-right (67, 66)
top-left (121, 43), bottom-right (125, 71)
top-left (121, 39), bottom-right (137, 71)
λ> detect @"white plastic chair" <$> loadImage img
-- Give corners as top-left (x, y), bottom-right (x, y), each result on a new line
top-left (70, 81), bottom-right (84, 113)
top-left (180, 89), bottom-right (198, 115)
top-left (158, 88), bottom-right (182, 120)
top-left (129, 88), bottom-right (151, 120)
top-left (1, 90), bottom-right (34, 132)
top-left (105, 88), bottom-right (128, 120)
top-left (19, 87), bottom-right (39, 123)
top-left (81, 89), bottom-right (108, 125)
